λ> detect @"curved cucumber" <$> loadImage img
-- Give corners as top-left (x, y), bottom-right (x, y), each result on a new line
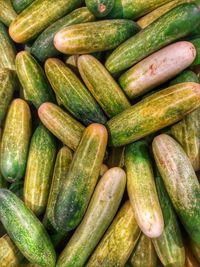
top-left (106, 82), bottom-right (200, 147)
top-left (85, 0), bottom-right (114, 17)
top-left (0, 189), bottom-right (56, 266)
top-left (0, 0), bottom-right (17, 26)
top-left (190, 240), bottom-right (200, 262)
top-left (54, 19), bottom-right (140, 54)
top-left (45, 58), bottom-right (106, 125)
top-left (11, 0), bottom-right (35, 13)
top-left (86, 201), bottom-right (141, 267)
top-left (1, 99), bottom-right (31, 182)
top-left (56, 167), bottom-right (126, 267)
top-left (152, 134), bottom-right (200, 244)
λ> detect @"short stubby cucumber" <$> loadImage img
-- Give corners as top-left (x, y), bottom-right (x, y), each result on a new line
top-left (85, 0), bottom-right (114, 17)
top-left (0, 0), bottom-right (17, 26)
top-left (11, 0), bottom-right (35, 13)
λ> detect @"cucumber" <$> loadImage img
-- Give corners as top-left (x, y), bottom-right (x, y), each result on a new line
top-left (124, 141), bottom-right (164, 238)
top-left (105, 3), bottom-right (200, 74)
top-left (106, 82), bottom-right (200, 147)
top-left (0, 129), bottom-right (8, 189)
top-left (31, 7), bottom-right (95, 62)
top-left (15, 51), bottom-right (55, 108)
top-left (11, 0), bottom-right (35, 13)
top-left (85, 0), bottom-right (114, 17)
top-left (119, 41), bottom-right (196, 99)
top-left (1, 99), bottom-right (31, 182)
top-left (45, 58), bottom-right (106, 125)
top-left (190, 240), bottom-right (200, 262)
top-left (0, 0), bottom-right (17, 26)
top-left (152, 134), bottom-right (200, 244)
top-left (170, 70), bottom-right (199, 85)
top-left (24, 125), bottom-right (57, 216)
top-left (9, 0), bottom-right (84, 43)
top-left (0, 189), bottom-right (56, 266)
top-left (9, 180), bottom-right (24, 199)
top-left (54, 123), bottom-right (108, 232)
top-left (38, 103), bottom-right (85, 151)
top-left (54, 19), bottom-right (140, 54)
top-left (190, 38), bottom-right (200, 66)
top-left (56, 167), bottom-right (126, 267)
top-left (128, 234), bottom-right (157, 267)
top-left (86, 200), bottom-right (141, 267)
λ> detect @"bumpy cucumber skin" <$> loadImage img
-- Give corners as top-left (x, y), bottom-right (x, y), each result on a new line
top-left (85, 0), bottom-right (114, 17)
top-left (54, 124), bottom-right (108, 232)
top-left (31, 7), bottom-right (95, 62)
top-left (0, 0), bottom-right (17, 26)
top-left (24, 125), bottom-right (57, 216)
top-left (56, 167), bottom-right (126, 267)
top-left (106, 82), bottom-right (200, 147)
top-left (54, 19), bottom-right (140, 54)
top-left (105, 4), bottom-right (200, 74)
top-left (15, 51), bottom-right (55, 108)
top-left (1, 99), bottom-right (31, 182)
top-left (152, 134), bottom-right (200, 244)
top-left (170, 70), bottom-right (199, 85)
top-left (86, 201), bottom-right (141, 267)
top-left (11, 0), bottom-right (34, 13)
top-left (45, 58), bottom-right (106, 125)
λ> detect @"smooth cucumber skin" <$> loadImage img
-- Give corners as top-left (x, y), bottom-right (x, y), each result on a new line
top-left (0, 189), bottom-right (56, 266)
top-left (24, 125), bottom-right (57, 216)
top-left (152, 134), bottom-right (200, 244)
top-left (11, 0), bottom-right (35, 13)
top-left (125, 141), bottom-right (164, 238)
top-left (56, 167), bottom-right (126, 267)
top-left (0, 0), bottom-right (17, 26)
top-left (54, 123), bottom-right (108, 232)
top-left (190, 240), bottom-right (200, 262)
top-left (106, 82), bottom-right (200, 147)
top-left (86, 201), bottom-right (141, 267)
top-left (1, 99), bottom-right (31, 182)
top-left (85, 0), bottom-right (114, 17)
top-left (31, 7), bottom-right (95, 62)
top-left (9, 0), bottom-right (84, 43)
top-left (16, 51), bottom-right (55, 108)
top-left (105, 3), bottom-right (200, 74)
top-left (54, 19), bottom-right (140, 54)
top-left (45, 58), bottom-right (106, 125)
top-left (170, 70), bottom-right (199, 85)
top-left (38, 103), bottom-right (85, 151)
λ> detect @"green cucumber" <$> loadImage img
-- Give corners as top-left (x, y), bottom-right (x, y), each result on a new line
top-left (11, 0), bottom-right (35, 13)
top-left (24, 125), bottom-right (56, 216)
top-left (9, 0), bottom-right (84, 43)
top-left (106, 82), bottom-right (200, 147)
top-left (38, 103), bottom-right (85, 151)
top-left (45, 58), bottom-right (106, 125)
top-left (190, 240), bottom-right (200, 262)
top-left (1, 99), bottom-right (31, 182)
top-left (0, 0), bottom-right (17, 26)
top-left (56, 167), bottom-right (126, 267)
top-left (85, 0), bottom-right (114, 17)
top-left (105, 3), bottom-right (200, 74)
top-left (170, 70), bottom-right (199, 85)
top-left (54, 123), bottom-right (108, 232)
top-left (0, 189), bottom-right (56, 266)
top-left (125, 141), bottom-right (164, 238)
top-left (86, 201), bottom-right (141, 267)
top-left (54, 19), bottom-right (140, 54)
top-left (9, 180), bottom-right (24, 199)
top-left (78, 54), bottom-right (130, 118)
top-left (152, 134), bottom-right (200, 244)
top-left (31, 7), bottom-right (95, 62)
top-left (190, 38), bottom-right (200, 66)
top-left (15, 51), bottom-right (55, 108)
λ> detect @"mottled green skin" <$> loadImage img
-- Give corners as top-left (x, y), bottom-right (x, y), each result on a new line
top-left (170, 70), bottom-right (199, 85)
top-left (24, 125), bottom-right (56, 216)
top-left (16, 51), bottom-right (55, 108)
top-left (152, 134), bottom-right (200, 244)
top-left (11, 0), bottom-right (34, 13)
top-left (9, 180), bottom-right (24, 199)
top-left (87, 201), bottom-right (141, 267)
top-left (31, 7), bottom-right (95, 62)
top-left (0, 189), bottom-right (56, 266)
top-left (105, 4), bottom-right (200, 74)
top-left (106, 82), bottom-right (200, 147)
top-left (85, 0), bottom-right (114, 17)
top-left (45, 58), bottom-right (106, 125)
top-left (190, 240), bottom-right (200, 262)
top-left (57, 167), bottom-right (126, 267)
top-left (0, 0), bottom-right (17, 26)
top-left (54, 124), bottom-right (108, 232)
top-left (1, 99), bottom-right (31, 182)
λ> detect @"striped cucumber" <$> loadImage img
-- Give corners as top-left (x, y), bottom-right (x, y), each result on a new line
top-left (24, 125), bottom-right (57, 216)
top-left (85, 0), bottom-right (114, 17)
top-left (54, 123), bottom-right (107, 232)
top-left (190, 240), bottom-right (200, 262)
top-left (124, 141), bottom-right (164, 238)
top-left (38, 103), bottom-right (85, 151)
top-left (56, 167), bottom-right (126, 267)
top-left (31, 7), bottom-right (95, 62)
top-left (11, 0), bottom-right (35, 13)
top-left (0, 0), bottom-right (17, 26)
top-left (1, 99), bottom-right (31, 182)
top-left (16, 51), bottom-right (55, 108)
top-left (86, 201), bottom-right (141, 267)
top-left (45, 58), bottom-right (106, 125)
top-left (170, 70), bottom-right (199, 85)
top-left (119, 41), bottom-right (196, 99)
top-left (106, 82), bottom-right (200, 147)
top-left (152, 134), bottom-right (200, 244)
top-left (105, 3), bottom-right (200, 74)
top-left (0, 189), bottom-right (56, 266)
top-left (54, 19), bottom-right (140, 54)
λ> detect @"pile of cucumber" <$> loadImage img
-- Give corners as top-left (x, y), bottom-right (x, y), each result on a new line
top-left (0, 0), bottom-right (200, 266)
